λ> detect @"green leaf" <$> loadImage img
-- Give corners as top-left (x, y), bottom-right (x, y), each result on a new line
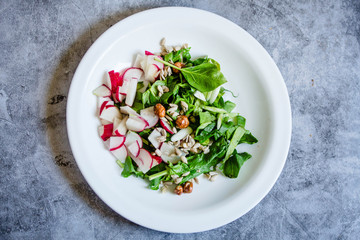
top-left (224, 127), bottom-right (246, 161)
top-left (155, 58), bottom-right (227, 92)
top-left (199, 111), bottom-right (216, 124)
top-left (201, 106), bottom-right (228, 114)
top-left (164, 48), bottom-right (192, 63)
top-left (180, 63), bottom-right (227, 92)
top-left (223, 151), bottom-right (252, 178)
top-left (121, 156), bottom-right (143, 178)
top-left (224, 101), bottom-right (236, 113)
top-left (240, 131), bottom-right (258, 144)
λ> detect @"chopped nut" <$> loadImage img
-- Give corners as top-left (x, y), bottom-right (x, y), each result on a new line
top-left (174, 45), bottom-right (181, 51)
top-left (165, 46), bottom-right (173, 53)
top-left (160, 186), bottom-right (168, 193)
top-left (210, 175), bottom-right (217, 182)
top-left (174, 177), bottom-right (183, 184)
top-left (183, 181), bottom-right (193, 193)
top-left (172, 127), bottom-right (177, 133)
top-left (175, 148), bottom-right (182, 156)
top-left (157, 136), bottom-right (166, 142)
top-left (169, 111), bottom-right (179, 118)
top-left (155, 149), bottom-right (162, 156)
top-left (190, 148), bottom-right (198, 154)
top-left (154, 103), bottom-right (166, 118)
top-left (176, 115), bottom-right (189, 129)
top-left (160, 38), bottom-right (166, 46)
top-left (173, 62), bottom-right (186, 74)
top-left (162, 85), bottom-right (169, 93)
top-left (194, 177), bottom-right (199, 184)
top-left (174, 185), bottom-right (183, 195)
top-left (163, 181), bottom-right (173, 186)
top-left (157, 85), bottom-right (164, 96)
top-left (180, 101), bottom-right (188, 112)
top-left (180, 156), bottom-right (188, 164)
top-left (165, 115), bottom-right (173, 122)
top-left (182, 171), bottom-right (190, 177)
top-left (160, 128), bottom-right (167, 137)
top-left (171, 174), bottom-right (178, 180)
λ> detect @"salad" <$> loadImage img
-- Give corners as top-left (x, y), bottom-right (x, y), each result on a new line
top-left (93, 39), bottom-right (258, 195)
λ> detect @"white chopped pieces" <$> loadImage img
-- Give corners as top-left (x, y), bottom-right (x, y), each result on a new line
top-left (180, 156), bottom-right (188, 164)
top-left (155, 149), bottom-right (162, 156)
top-left (174, 177), bottom-right (183, 184)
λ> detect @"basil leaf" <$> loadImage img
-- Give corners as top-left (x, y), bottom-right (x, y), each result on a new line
top-left (223, 151), bottom-right (252, 178)
top-left (180, 63), bottom-right (227, 92)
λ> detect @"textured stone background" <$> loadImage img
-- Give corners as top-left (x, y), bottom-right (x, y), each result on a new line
top-left (1, 0), bottom-right (359, 239)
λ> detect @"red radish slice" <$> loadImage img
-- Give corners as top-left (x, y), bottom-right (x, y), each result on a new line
top-left (152, 155), bottom-right (162, 164)
top-left (133, 54), bottom-right (143, 68)
top-left (116, 86), bottom-right (126, 102)
top-left (145, 50), bottom-right (154, 55)
top-left (135, 148), bottom-right (159, 173)
top-left (140, 106), bottom-right (159, 128)
top-left (125, 78), bottom-right (138, 107)
top-left (138, 80), bottom-right (149, 93)
top-left (123, 67), bottom-right (143, 85)
top-left (108, 70), bottom-right (121, 93)
top-left (99, 100), bottom-right (109, 115)
top-left (160, 119), bottom-right (174, 134)
top-left (113, 116), bottom-right (128, 136)
top-left (120, 105), bottom-right (139, 116)
top-left (125, 131), bottom-right (143, 148)
top-left (109, 136), bottom-right (126, 151)
top-left (119, 80), bottom-right (129, 95)
top-left (93, 84), bottom-right (111, 97)
top-left (100, 105), bottom-right (121, 123)
top-left (127, 140), bottom-right (140, 157)
top-left (98, 123), bottom-right (113, 141)
top-left (120, 106), bottom-right (149, 126)
top-left (147, 55), bottom-right (164, 71)
top-left (170, 127), bottom-right (193, 142)
top-left (112, 117), bottom-right (122, 134)
top-left (110, 144), bottom-right (127, 162)
top-left (148, 128), bottom-right (163, 149)
top-left (100, 119), bottom-right (112, 125)
top-left (126, 115), bottom-right (147, 132)
top-left (145, 64), bottom-right (160, 82)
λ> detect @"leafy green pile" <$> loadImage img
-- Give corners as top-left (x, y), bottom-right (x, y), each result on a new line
top-left (118, 47), bottom-right (258, 191)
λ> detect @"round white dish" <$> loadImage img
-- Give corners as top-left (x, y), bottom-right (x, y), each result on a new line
top-left (67, 7), bottom-right (291, 233)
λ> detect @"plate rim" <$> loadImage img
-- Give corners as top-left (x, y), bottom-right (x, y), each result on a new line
top-left (66, 6), bottom-right (292, 233)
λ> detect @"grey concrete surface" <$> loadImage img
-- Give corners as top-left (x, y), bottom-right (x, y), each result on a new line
top-left (1, 0), bottom-right (359, 239)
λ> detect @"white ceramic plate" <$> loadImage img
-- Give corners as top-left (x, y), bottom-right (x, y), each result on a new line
top-left (67, 7), bottom-right (291, 233)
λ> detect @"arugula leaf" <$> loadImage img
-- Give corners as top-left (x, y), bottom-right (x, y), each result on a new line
top-left (223, 151), bottom-right (252, 178)
top-left (164, 47), bottom-right (191, 63)
top-left (224, 127), bottom-right (246, 161)
top-left (194, 122), bottom-right (216, 143)
top-left (121, 156), bottom-right (144, 178)
top-left (199, 111), bottom-right (216, 124)
top-left (142, 80), bottom-right (166, 106)
top-left (146, 163), bottom-right (167, 189)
